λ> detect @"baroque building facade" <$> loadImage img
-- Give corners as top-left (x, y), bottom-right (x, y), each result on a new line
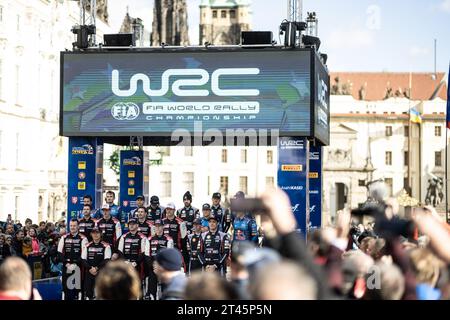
top-left (199, 0), bottom-right (252, 45)
top-left (0, 0), bottom-right (111, 223)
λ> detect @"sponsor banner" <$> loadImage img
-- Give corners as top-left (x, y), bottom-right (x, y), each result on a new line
top-left (67, 138), bottom-right (103, 225)
top-left (119, 150), bottom-right (149, 215)
top-left (277, 137), bottom-right (309, 238)
top-left (309, 145), bottom-right (322, 230)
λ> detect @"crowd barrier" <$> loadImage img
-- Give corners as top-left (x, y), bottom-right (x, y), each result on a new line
top-left (32, 277), bottom-right (62, 300)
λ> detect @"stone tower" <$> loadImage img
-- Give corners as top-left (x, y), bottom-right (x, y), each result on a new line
top-left (199, 0), bottom-right (252, 45)
top-left (151, 0), bottom-right (189, 46)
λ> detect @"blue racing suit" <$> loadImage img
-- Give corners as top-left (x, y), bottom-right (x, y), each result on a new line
top-left (231, 214), bottom-right (258, 244)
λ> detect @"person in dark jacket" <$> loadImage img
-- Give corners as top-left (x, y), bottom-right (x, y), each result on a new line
top-left (154, 248), bottom-right (186, 300)
top-left (11, 230), bottom-right (25, 259)
top-left (0, 234), bottom-right (11, 264)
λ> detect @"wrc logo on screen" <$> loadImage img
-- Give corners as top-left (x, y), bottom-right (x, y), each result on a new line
top-left (111, 68), bottom-right (261, 97)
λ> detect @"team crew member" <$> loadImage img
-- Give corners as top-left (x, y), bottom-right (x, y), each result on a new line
top-left (231, 209), bottom-right (258, 244)
top-left (177, 191), bottom-right (200, 268)
top-left (128, 195), bottom-right (146, 220)
top-left (104, 191), bottom-right (121, 219)
top-left (81, 227), bottom-right (111, 299)
top-left (200, 203), bottom-right (212, 232)
top-left (96, 204), bottom-right (122, 249)
top-left (57, 220), bottom-right (89, 300)
top-left (176, 191), bottom-right (200, 234)
top-left (78, 204), bottom-right (96, 241)
top-left (78, 195), bottom-right (96, 219)
top-left (117, 218), bottom-right (148, 279)
top-left (162, 203), bottom-right (186, 252)
top-left (146, 220), bottom-right (174, 300)
top-left (186, 219), bottom-right (203, 275)
top-left (136, 206), bottom-right (155, 238)
top-left (198, 214), bottom-right (230, 276)
top-left (211, 193), bottom-right (232, 232)
top-left (147, 196), bottom-right (165, 222)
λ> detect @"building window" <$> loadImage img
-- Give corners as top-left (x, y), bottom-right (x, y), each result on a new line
top-left (435, 126), bottom-right (442, 137)
top-left (183, 172), bottom-right (194, 193)
top-left (15, 65), bottom-right (20, 104)
top-left (161, 172), bottom-right (172, 197)
top-left (267, 150), bottom-right (273, 164)
top-left (266, 176), bottom-right (274, 187)
top-left (385, 126), bottom-right (393, 137)
top-left (230, 10), bottom-right (236, 18)
top-left (0, 59), bottom-right (2, 99)
top-left (241, 149), bottom-right (247, 163)
top-left (15, 133), bottom-right (20, 168)
top-left (239, 176), bottom-right (248, 194)
top-left (221, 10), bottom-right (227, 18)
top-left (221, 149), bottom-right (227, 163)
top-left (0, 131), bottom-right (2, 165)
top-left (358, 180), bottom-right (366, 187)
top-left (220, 176), bottom-right (229, 195)
top-left (435, 151), bottom-right (442, 167)
top-left (0, 6), bottom-right (3, 23)
top-left (14, 196), bottom-right (19, 220)
top-left (207, 176), bottom-right (210, 195)
top-left (184, 146), bottom-right (193, 156)
top-left (385, 151), bottom-right (392, 166)
top-left (404, 151), bottom-right (409, 166)
top-left (384, 178), bottom-right (393, 197)
top-left (16, 15), bottom-right (20, 31)
top-left (160, 146), bottom-right (170, 157)
top-left (404, 125), bottom-right (409, 137)
top-left (212, 10), bottom-right (217, 18)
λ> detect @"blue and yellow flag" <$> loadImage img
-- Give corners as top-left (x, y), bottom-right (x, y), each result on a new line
top-left (410, 106), bottom-right (422, 124)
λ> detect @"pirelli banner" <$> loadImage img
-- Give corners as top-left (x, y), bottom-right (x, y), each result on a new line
top-left (60, 48), bottom-right (330, 146)
top-left (67, 137), bottom-right (103, 225)
top-left (277, 137), bottom-right (309, 237)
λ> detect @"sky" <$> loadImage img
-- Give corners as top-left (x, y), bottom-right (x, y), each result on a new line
top-left (107, 0), bottom-right (450, 73)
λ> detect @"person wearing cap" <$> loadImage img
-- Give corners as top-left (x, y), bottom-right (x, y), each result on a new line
top-left (230, 192), bottom-right (259, 245)
top-left (136, 206), bottom-right (155, 238)
top-left (96, 204), bottom-right (122, 251)
top-left (176, 191), bottom-right (200, 234)
top-left (198, 213), bottom-right (231, 276)
top-left (186, 218), bottom-right (203, 275)
top-left (154, 248), bottom-right (187, 300)
top-left (81, 227), bottom-right (111, 299)
top-left (128, 195), bottom-right (146, 220)
top-left (162, 203), bottom-right (186, 253)
top-left (200, 203), bottom-right (212, 232)
top-left (176, 191), bottom-right (200, 269)
top-left (117, 218), bottom-right (148, 281)
top-left (78, 204), bottom-right (96, 242)
top-left (211, 192), bottom-right (232, 233)
top-left (147, 195), bottom-right (165, 222)
top-left (146, 219), bottom-right (174, 299)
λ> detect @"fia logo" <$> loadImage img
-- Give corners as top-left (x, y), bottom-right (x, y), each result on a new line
top-left (310, 205), bottom-right (316, 213)
top-left (111, 102), bottom-right (140, 120)
top-left (292, 204), bottom-right (300, 213)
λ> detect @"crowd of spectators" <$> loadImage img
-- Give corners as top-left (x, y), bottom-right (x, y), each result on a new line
top-left (0, 214), bottom-right (67, 278)
top-left (1, 182), bottom-right (450, 300)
